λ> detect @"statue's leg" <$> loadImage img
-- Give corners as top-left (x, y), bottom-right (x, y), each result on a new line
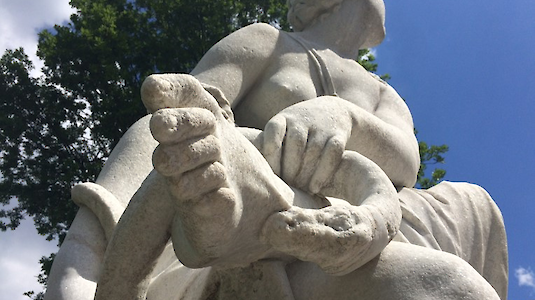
top-left (287, 241), bottom-right (501, 300)
top-left (149, 242), bottom-right (502, 300)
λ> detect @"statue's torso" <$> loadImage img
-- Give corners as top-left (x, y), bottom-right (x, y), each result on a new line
top-left (233, 32), bottom-right (383, 129)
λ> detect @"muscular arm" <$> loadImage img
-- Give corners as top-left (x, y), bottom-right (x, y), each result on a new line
top-left (44, 207), bottom-right (106, 300)
top-left (190, 23), bottom-right (280, 107)
top-left (44, 116), bottom-right (158, 300)
top-left (346, 83), bottom-right (420, 188)
top-left (260, 91), bottom-right (419, 193)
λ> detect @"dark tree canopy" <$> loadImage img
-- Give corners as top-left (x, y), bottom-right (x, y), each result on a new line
top-left (0, 0), bottom-right (445, 296)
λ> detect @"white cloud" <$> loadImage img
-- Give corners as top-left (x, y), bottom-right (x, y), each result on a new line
top-left (516, 267), bottom-right (535, 290)
top-left (0, 0), bottom-right (75, 76)
top-left (0, 218), bottom-right (58, 300)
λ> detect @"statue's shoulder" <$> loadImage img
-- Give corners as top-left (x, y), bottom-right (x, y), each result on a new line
top-left (368, 72), bottom-right (387, 85)
top-left (219, 23), bottom-right (280, 47)
top-left (210, 23), bottom-right (280, 60)
top-left (236, 23), bottom-right (281, 39)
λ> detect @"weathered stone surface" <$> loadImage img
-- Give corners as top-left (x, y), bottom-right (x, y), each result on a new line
top-left (45, 0), bottom-right (508, 299)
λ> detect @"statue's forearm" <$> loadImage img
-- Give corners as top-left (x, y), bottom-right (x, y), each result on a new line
top-left (95, 171), bottom-right (174, 300)
top-left (44, 207), bottom-right (106, 300)
top-left (326, 150), bottom-right (401, 236)
top-left (322, 150), bottom-right (401, 272)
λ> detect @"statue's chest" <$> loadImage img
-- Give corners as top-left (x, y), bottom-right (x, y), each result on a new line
top-left (309, 51), bottom-right (381, 112)
top-left (234, 52), bottom-right (380, 129)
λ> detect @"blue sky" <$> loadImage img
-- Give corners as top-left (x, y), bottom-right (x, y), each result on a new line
top-left (378, 1), bottom-right (535, 299)
top-left (1, 0), bottom-right (533, 299)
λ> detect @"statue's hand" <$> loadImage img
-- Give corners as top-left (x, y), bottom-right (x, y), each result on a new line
top-left (143, 74), bottom-right (235, 205)
top-left (146, 75), bottom-right (295, 267)
top-left (141, 74), bottom-right (223, 116)
top-left (261, 204), bottom-right (379, 276)
top-left (261, 96), bottom-right (355, 194)
top-left (150, 107), bottom-right (229, 200)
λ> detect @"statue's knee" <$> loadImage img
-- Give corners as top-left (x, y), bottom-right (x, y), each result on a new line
top-left (430, 252), bottom-right (501, 299)
top-left (376, 243), bottom-right (500, 299)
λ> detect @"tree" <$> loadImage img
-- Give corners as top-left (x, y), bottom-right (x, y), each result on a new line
top-left (0, 48), bottom-right (86, 238)
top-left (0, 0), bottom-right (446, 297)
top-left (417, 140), bottom-right (448, 189)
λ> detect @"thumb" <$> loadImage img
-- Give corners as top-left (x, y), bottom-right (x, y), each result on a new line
top-left (141, 74), bottom-right (220, 114)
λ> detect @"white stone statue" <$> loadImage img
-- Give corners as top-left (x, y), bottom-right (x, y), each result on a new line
top-left (45, 0), bottom-right (508, 299)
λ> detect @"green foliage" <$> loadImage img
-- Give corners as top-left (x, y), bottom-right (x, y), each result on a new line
top-left (2, 0), bottom-right (290, 239)
top-left (0, 49), bottom-right (86, 240)
top-left (357, 49), bottom-right (391, 81)
top-left (22, 290), bottom-right (44, 300)
top-left (417, 140), bottom-right (449, 189)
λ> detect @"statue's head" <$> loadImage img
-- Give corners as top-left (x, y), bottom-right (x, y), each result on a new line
top-left (287, 0), bottom-right (386, 48)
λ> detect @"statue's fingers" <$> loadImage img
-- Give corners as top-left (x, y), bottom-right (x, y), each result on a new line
top-left (168, 162), bottom-right (228, 200)
top-left (293, 130), bottom-right (324, 190)
top-left (153, 135), bottom-right (221, 177)
top-left (309, 135), bottom-right (346, 194)
top-left (150, 108), bottom-right (216, 144)
top-left (262, 115), bottom-right (286, 176)
top-left (282, 121), bottom-right (307, 185)
top-left (141, 74), bottom-right (220, 114)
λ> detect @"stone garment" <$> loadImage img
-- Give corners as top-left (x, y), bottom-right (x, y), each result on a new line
top-left (396, 182), bottom-right (508, 298)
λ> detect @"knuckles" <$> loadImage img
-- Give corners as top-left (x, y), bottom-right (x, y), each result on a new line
top-left (325, 136), bottom-right (346, 154)
top-left (150, 108), bottom-right (216, 144)
top-left (149, 106), bottom-right (229, 201)
top-left (153, 135), bottom-right (222, 176)
top-left (168, 162), bottom-right (228, 199)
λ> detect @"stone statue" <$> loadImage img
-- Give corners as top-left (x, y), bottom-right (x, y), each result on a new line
top-left (45, 0), bottom-right (508, 299)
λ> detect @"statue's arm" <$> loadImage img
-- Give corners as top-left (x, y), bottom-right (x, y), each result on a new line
top-left (190, 23), bottom-right (280, 106)
top-left (260, 93), bottom-right (419, 192)
top-left (356, 83), bottom-right (420, 187)
top-left (328, 83), bottom-right (420, 188)
top-left (258, 130), bottom-right (402, 275)
top-left (44, 207), bottom-right (106, 300)
top-left (95, 171), bottom-right (175, 300)
top-left (45, 116), bottom-right (158, 300)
